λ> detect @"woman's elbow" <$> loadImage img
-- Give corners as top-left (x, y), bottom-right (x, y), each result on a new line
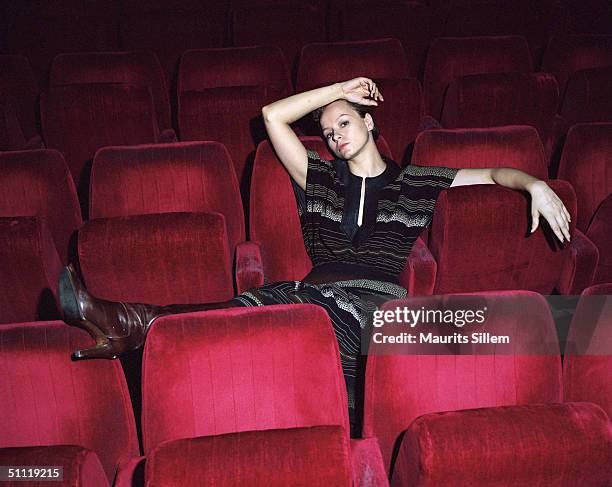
top-left (262, 105), bottom-right (274, 123)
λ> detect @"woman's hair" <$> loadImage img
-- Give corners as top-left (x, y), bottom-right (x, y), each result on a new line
top-left (311, 100), bottom-right (380, 140)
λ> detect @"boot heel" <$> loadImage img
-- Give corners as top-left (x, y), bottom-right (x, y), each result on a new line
top-left (72, 342), bottom-right (118, 361)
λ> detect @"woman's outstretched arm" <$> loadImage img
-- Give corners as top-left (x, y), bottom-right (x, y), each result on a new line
top-left (262, 78), bottom-right (382, 189)
top-left (451, 167), bottom-right (571, 243)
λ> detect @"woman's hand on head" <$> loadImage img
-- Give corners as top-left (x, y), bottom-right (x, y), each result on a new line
top-left (528, 181), bottom-right (572, 243)
top-left (340, 77), bottom-right (384, 106)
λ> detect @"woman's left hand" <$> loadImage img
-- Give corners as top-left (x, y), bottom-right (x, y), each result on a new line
top-left (528, 181), bottom-right (572, 243)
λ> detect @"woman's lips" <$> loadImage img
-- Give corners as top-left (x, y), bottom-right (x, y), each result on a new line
top-left (338, 142), bottom-right (349, 151)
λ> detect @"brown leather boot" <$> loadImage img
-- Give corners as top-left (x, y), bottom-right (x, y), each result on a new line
top-left (58, 264), bottom-right (231, 360)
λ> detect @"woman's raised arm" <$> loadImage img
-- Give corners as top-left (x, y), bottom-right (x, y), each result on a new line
top-left (262, 78), bottom-right (382, 190)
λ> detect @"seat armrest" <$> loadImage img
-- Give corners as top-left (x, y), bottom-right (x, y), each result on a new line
top-left (114, 455), bottom-right (146, 487)
top-left (398, 237), bottom-right (436, 296)
top-left (350, 437), bottom-right (389, 487)
top-left (558, 229), bottom-right (599, 295)
top-left (235, 241), bottom-right (265, 294)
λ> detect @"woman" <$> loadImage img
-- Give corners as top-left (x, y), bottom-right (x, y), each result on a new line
top-left (59, 77), bottom-right (571, 433)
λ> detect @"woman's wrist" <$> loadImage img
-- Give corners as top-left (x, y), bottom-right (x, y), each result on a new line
top-left (525, 179), bottom-right (547, 194)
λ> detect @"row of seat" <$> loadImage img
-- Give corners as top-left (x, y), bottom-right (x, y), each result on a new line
top-left (2, 36), bottom-right (612, 192)
top-left (1, 288), bottom-right (611, 485)
top-left (3, 0), bottom-right (611, 86)
top-left (1, 124), bottom-right (609, 324)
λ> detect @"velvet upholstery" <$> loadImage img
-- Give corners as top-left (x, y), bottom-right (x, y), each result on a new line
top-left (179, 46), bottom-right (292, 94)
top-left (440, 72), bottom-right (559, 147)
top-left (423, 36), bottom-right (533, 118)
top-left (541, 35), bottom-right (612, 97)
top-left (0, 321), bottom-right (139, 482)
top-left (560, 67), bottom-right (612, 125)
top-left (249, 137), bottom-right (392, 283)
top-left (0, 217), bottom-right (62, 323)
top-left (558, 123), bottom-right (612, 232)
top-left (296, 39), bottom-right (410, 91)
top-left (363, 291), bottom-right (563, 473)
top-left (90, 142), bottom-right (244, 254)
top-left (392, 403), bottom-right (612, 487)
top-left (146, 426), bottom-right (352, 487)
top-left (120, 6), bottom-right (225, 85)
top-left (587, 195), bottom-right (612, 284)
top-left (0, 55), bottom-right (39, 143)
top-left (557, 229), bottom-right (600, 295)
top-left (0, 101), bottom-right (27, 151)
top-left (412, 125), bottom-right (548, 179)
top-left (430, 180), bottom-right (578, 294)
top-left (0, 150), bottom-right (82, 263)
top-left (41, 83), bottom-right (159, 206)
top-left (78, 212), bottom-right (234, 305)
top-left (327, 0), bottom-right (432, 77)
top-left (0, 445), bottom-right (109, 487)
top-left (141, 305), bottom-right (349, 453)
top-left (231, 3), bottom-right (325, 70)
top-left (564, 284), bottom-right (612, 419)
top-left (179, 85), bottom-right (285, 185)
top-left (49, 51), bottom-right (172, 132)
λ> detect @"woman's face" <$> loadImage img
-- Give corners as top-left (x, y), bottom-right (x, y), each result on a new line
top-left (319, 100), bottom-right (374, 160)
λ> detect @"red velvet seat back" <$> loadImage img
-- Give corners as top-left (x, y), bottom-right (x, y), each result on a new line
top-left (296, 38), bottom-right (409, 92)
top-left (424, 36), bottom-right (533, 118)
top-left (0, 321), bottom-right (139, 482)
top-left (141, 305), bottom-right (349, 453)
top-left (430, 180), bottom-right (576, 294)
top-left (231, 3), bottom-right (325, 71)
top-left (41, 83), bottom-right (159, 203)
top-left (179, 46), bottom-right (292, 93)
top-left (0, 150), bottom-right (82, 263)
top-left (558, 123), bottom-right (612, 232)
top-left (327, 1), bottom-right (432, 77)
top-left (564, 283), bottom-right (612, 419)
top-left (587, 194), bottom-right (612, 284)
top-left (249, 137), bottom-right (394, 282)
top-left (412, 126), bottom-right (548, 180)
top-left (90, 142), bottom-right (244, 253)
top-left (0, 55), bottom-right (39, 142)
top-left (178, 85), bottom-right (285, 185)
top-left (441, 72), bottom-right (559, 145)
top-left (0, 100), bottom-right (27, 151)
top-left (560, 67), bottom-right (612, 125)
top-left (78, 212), bottom-right (234, 305)
top-left (363, 291), bottom-right (562, 472)
top-left (0, 217), bottom-right (62, 323)
top-left (541, 35), bottom-right (612, 97)
top-left (49, 51), bottom-right (171, 131)
top-left (146, 426), bottom-right (352, 487)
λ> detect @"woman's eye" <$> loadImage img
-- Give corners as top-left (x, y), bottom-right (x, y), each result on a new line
top-left (340, 120), bottom-right (349, 127)
top-left (325, 133), bottom-right (333, 139)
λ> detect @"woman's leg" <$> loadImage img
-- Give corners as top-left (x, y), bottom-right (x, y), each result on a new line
top-left (59, 264), bottom-right (240, 360)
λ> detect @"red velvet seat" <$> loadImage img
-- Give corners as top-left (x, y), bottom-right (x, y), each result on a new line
top-left (327, 2), bottom-right (432, 77)
top-left (77, 212), bottom-right (235, 305)
top-left (140, 305), bottom-right (388, 486)
top-left (296, 39), bottom-right (423, 162)
top-left (48, 51), bottom-right (173, 139)
top-left (0, 321), bottom-right (139, 483)
top-left (41, 83), bottom-right (159, 210)
top-left (440, 72), bottom-right (559, 149)
top-left (119, 1), bottom-right (225, 87)
top-left (564, 283), bottom-right (612, 419)
top-left (5, 1), bottom-right (120, 89)
top-left (0, 100), bottom-right (28, 151)
top-left (145, 426), bottom-right (352, 487)
top-left (231, 2), bottom-right (325, 73)
top-left (412, 126), bottom-right (548, 180)
top-left (424, 36), bottom-right (533, 119)
top-left (558, 123), bottom-right (612, 283)
top-left (178, 47), bottom-right (292, 185)
top-left (428, 180), bottom-right (595, 294)
top-left (0, 149), bottom-right (82, 263)
top-left (364, 291), bottom-right (563, 476)
top-left (0, 55), bottom-right (40, 148)
top-left (560, 66), bottom-right (612, 125)
top-left (0, 217), bottom-right (62, 323)
top-left (541, 35), bottom-right (612, 98)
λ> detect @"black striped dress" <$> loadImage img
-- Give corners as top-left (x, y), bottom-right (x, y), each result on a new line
top-left (232, 150), bottom-right (458, 418)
